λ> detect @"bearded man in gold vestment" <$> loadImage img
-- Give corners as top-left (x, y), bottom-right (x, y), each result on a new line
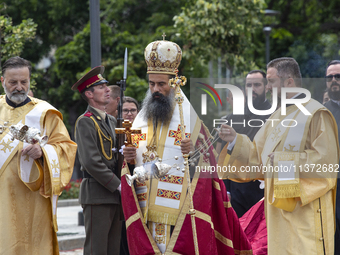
top-left (0, 57), bottom-right (77, 254)
top-left (219, 57), bottom-right (339, 255)
top-left (121, 39), bottom-right (252, 255)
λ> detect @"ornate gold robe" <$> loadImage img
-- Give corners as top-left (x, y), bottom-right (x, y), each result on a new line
top-left (122, 91), bottom-right (252, 255)
top-left (0, 96), bottom-right (77, 255)
top-left (219, 98), bottom-right (339, 255)
top-left (130, 91), bottom-right (202, 252)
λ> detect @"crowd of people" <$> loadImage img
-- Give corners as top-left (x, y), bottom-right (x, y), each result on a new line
top-left (1, 37), bottom-right (340, 255)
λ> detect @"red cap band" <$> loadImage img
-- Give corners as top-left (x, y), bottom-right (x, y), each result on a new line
top-left (77, 74), bottom-right (104, 92)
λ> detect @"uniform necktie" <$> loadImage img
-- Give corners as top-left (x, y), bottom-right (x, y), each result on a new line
top-left (105, 114), bottom-right (110, 126)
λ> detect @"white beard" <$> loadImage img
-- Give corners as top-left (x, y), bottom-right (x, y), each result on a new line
top-left (3, 82), bottom-right (29, 104)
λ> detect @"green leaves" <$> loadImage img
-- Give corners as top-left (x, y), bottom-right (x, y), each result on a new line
top-left (174, 0), bottom-right (266, 71)
top-left (271, 28), bottom-right (293, 40)
top-left (59, 179), bottom-right (81, 199)
top-left (0, 16), bottom-right (37, 62)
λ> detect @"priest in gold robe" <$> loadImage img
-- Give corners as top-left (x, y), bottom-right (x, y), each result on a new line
top-left (121, 39), bottom-right (252, 255)
top-left (0, 56), bottom-right (77, 254)
top-left (218, 57), bottom-right (339, 255)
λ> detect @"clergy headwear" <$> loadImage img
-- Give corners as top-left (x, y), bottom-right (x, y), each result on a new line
top-left (144, 40), bottom-right (182, 75)
top-left (71, 66), bottom-right (108, 93)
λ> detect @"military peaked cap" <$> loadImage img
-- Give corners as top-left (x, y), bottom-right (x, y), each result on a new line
top-left (71, 66), bottom-right (108, 93)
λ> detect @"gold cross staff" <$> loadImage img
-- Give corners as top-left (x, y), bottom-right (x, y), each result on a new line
top-left (115, 120), bottom-right (141, 147)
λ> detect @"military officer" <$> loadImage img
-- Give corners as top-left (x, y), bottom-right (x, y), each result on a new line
top-left (72, 66), bottom-right (125, 255)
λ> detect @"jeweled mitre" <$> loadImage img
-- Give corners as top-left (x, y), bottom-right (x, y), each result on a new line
top-left (144, 40), bottom-right (182, 75)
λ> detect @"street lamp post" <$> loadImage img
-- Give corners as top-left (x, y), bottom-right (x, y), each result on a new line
top-left (89, 0), bottom-right (101, 68)
top-left (263, 9), bottom-right (280, 64)
top-left (263, 26), bottom-right (272, 64)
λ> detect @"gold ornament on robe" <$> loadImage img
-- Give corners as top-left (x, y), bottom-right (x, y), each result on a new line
top-left (142, 144), bottom-right (159, 163)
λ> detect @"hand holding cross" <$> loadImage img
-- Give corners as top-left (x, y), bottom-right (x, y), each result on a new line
top-left (115, 120), bottom-right (141, 147)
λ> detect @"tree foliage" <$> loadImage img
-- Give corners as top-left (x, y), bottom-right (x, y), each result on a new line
top-left (0, 15), bottom-right (37, 63)
top-left (260, 0), bottom-right (340, 101)
top-left (266, 0), bottom-right (340, 77)
top-left (174, 0), bottom-right (266, 74)
top-left (1, 0), bottom-right (88, 63)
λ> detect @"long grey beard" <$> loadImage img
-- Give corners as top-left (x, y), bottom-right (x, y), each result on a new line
top-left (141, 89), bottom-right (175, 125)
top-left (3, 82), bottom-right (29, 105)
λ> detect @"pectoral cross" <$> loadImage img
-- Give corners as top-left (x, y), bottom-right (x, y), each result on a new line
top-left (115, 120), bottom-right (141, 147)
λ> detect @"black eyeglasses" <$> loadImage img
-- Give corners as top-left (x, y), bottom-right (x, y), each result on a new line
top-left (123, 109), bottom-right (137, 114)
top-left (325, 74), bottom-right (340, 82)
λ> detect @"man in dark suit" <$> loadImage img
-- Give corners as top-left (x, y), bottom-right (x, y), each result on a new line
top-left (217, 70), bottom-right (271, 217)
top-left (323, 60), bottom-right (340, 255)
top-left (72, 66), bottom-right (134, 255)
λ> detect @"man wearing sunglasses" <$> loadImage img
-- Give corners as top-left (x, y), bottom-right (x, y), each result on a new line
top-left (325, 60), bottom-right (340, 102)
top-left (324, 60), bottom-right (340, 255)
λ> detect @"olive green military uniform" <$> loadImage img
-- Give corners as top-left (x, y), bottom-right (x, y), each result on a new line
top-left (76, 105), bottom-right (121, 255)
